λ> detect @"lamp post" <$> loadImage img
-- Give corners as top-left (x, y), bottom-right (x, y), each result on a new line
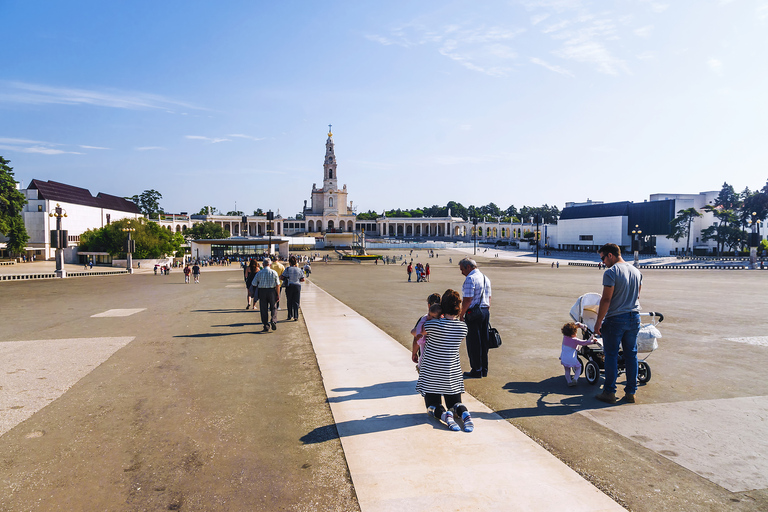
top-left (749, 212), bottom-right (760, 268)
top-left (267, 210), bottom-right (274, 255)
top-left (472, 216), bottom-right (478, 255)
top-left (122, 222), bottom-right (136, 274)
top-left (49, 203), bottom-right (67, 278)
top-left (632, 224), bottom-right (642, 267)
top-left (535, 214), bottom-right (540, 263)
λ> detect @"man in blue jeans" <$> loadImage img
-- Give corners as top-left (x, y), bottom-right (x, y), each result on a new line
top-left (594, 243), bottom-right (642, 404)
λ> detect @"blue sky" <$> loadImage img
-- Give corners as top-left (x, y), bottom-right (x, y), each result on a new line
top-left (1, 0), bottom-right (767, 218)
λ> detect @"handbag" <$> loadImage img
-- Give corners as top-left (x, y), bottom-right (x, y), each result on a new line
top-left (488, 323), bottom-right (502, 349)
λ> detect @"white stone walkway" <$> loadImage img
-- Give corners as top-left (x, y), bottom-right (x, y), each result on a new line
top-left (301, 283), bottom-right (624, 512)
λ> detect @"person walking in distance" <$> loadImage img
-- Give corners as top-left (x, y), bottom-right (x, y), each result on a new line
top-left (254, 258), bottom-right (280, 332)
top-left (281, 255), bottom-right (305, 321)
top-left (192, 262), bottom-right (201, 284)
top-left (458, 258), bottom-right (491, 379)
top-left (594, 243), bottom-right (643, 404)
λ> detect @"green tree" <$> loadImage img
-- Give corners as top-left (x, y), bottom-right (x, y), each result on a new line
top-left (129, 189), bottom-right (163, 219)
top-left (186, 221), bottom-right (230, 240)
top-left (356, 210), bottom-right (379, 221)
top-left (196, 206), bottom-right (216, 215)
top-left (226, 210), bottom-right (244, 216)
top-left (253, 208), bottom-right (264, 216)
top-left (79, 218), bottom-right (183, 258)
top-left (0, 157), bottom-right (29, 256)
top-left (667, 207), bottom-right (702, 255)
top-left (5, 216), bottom-right (29, 255)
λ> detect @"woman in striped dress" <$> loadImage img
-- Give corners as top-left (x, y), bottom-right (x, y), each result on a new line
top-left (415, 289), bottom-right (475, 432)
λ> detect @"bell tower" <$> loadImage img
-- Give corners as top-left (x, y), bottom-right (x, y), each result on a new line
top-left (324, 125), bottom-right (338, 190)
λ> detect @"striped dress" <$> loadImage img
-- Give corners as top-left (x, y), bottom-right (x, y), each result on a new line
top-left (415, 317), bottom-right (468, 396)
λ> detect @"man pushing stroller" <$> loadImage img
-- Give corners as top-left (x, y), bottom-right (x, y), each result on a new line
top-left (593, 243), bottom-right (642, 404)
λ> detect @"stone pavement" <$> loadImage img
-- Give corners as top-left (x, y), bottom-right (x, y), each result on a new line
top-left (300, 282), bottom-right (623, 512)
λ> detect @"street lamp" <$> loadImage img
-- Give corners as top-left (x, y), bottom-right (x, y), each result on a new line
top-left (472, 216), bottom-right (478, 255)
top-left (49, 203), bottom-right (68, 278)
top-left (632, 224), bottom-right (642, 267)
top-left (122, 221), bottom-right (136, 274)
top-left (267, 210), bottom-right (274, 255)
top-left (535, 214), bottom-right (540, 263)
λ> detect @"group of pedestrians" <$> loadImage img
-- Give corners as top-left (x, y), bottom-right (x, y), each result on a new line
top-left (412, 242), bottom-right (643, 434)
top-left (406, 262), bottom-right (430, 282)
top-left (243, 255), bottom-right (307, 332)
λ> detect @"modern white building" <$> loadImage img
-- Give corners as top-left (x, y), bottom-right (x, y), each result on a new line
top-left (18, 179), bottom-right (142, 261)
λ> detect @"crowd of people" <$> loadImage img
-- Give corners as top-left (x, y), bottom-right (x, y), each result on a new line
top-left (241, 254), bottom-right (311, 332)
top-left (408, 242), bottom-right (642, 434)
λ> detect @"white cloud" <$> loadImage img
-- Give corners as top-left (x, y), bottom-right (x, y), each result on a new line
top-left (0, 137), bottom-right (83, 155)
top-left (227, 134), bottom-right (266, 141)
top-left (135, 146), bottom-right (166, 151)
top-left (79, 145), bottom-right (111, 150)
top-left (0, 137), bottom-right (50, 145)
top-left (185, 135), bottom-right (230, 143)
top-left (634, 25), bottom-right (654, 38)
top-left (708, 58), bottom-right (723, 75)
top-left (0, 81), bottom-right (205, 111)
top-left (650, 3), bottom-right (669, 13)
top-left (530, 57), bottom-right (575, 77)
top-left (367, 23), bottom-right (524, 77)
top-left (531, 13), bottom-right (551, 25)
top-left (24, 147), bottom-right (83, 155)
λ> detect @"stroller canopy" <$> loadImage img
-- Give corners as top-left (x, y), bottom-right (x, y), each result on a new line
top-left (569, 293), bottom-right (602, 332)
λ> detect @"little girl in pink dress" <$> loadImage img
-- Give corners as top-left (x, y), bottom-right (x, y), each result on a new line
top-left (560, 322), bottom-right (592, 386)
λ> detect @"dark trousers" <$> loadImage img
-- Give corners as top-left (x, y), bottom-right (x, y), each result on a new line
top-left (285, 284), bottom-right (301, 319)
top-left (465, 307), bottom-right (490, 372)
top-left (424, 393), bottom-right (468, 419)
top-left (258, 288), bottom-right (277, 326)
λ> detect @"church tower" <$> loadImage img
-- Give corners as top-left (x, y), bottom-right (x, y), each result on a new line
top-left (304, 126), bottom-right (355, 234)
top-left (324, 126), bottom-right (338, 190)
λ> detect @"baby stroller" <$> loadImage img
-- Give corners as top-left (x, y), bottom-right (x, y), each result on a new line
top-left (569, 293), bottom-right (663, 386)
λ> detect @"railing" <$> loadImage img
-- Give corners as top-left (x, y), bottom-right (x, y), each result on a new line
top-left (0, 269), bottom-right (129, 281)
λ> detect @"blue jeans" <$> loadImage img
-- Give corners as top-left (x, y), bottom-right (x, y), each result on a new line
top-left (601, 312), bottom-right (640, 395)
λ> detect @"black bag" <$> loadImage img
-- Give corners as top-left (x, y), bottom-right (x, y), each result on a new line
top-left (488, 323), bottom-right (502, 349)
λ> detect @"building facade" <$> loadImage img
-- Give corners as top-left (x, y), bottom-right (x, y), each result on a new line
top-left (18, 179), bottom-right (142, 261)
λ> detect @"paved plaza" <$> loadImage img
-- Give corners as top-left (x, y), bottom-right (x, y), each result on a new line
top-left (1, 249), bottom-right (767, 511)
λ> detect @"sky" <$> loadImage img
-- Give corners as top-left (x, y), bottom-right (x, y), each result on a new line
top-left (1, 0), bottom-right (767, 218)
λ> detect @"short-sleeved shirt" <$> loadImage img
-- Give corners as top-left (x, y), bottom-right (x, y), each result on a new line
top-left (282, 266), bottom-right (304, 287)
top-left (270, 261), bottom-right (285, 277)
top-left (254, 267), bottom-right (279, 289)
top-left (462, 269), bottom-right (491, 308)
top-left (603, 262), bottom-right (642, 318)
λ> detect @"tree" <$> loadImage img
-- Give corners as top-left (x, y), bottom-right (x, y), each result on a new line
top-left (129, 189), bottom-right (163, 219)
top-left (356, 210), bottom-right (379, 221)
top-left (186, 221), bottom-right (230, 240)
top-left (5, 216), bottom-right (29, 255)
top-left (79, 218), bottom-right (183, 258)
top-left (667, 208), bottom-right (702, 255)
top-left (226, 210), bottom-right (244, 216)
top-left (196, 206), bottom-right (216, 215)
top-left (253, 208), bottom-right (264, 216)
top-left (0, 156), bottom-right (30, 256)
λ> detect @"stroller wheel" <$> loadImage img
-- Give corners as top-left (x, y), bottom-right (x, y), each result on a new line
top-left (585, 360), bottom-right (600, 385)
top-left (577, 356), bottom-right (586, 376)
top-left (638, 361), bottom-right (652, 383)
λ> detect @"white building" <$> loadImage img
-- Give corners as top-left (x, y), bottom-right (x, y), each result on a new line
top-left (302, 127), bottom-right (357, 233)
top-left (18, 179), bottom-right (142, 261)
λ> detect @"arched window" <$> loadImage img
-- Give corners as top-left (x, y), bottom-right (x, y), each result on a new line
top-left (329, 197), bottom-right (334, 207)
top-left (329, 169), bottom-right (333, 179)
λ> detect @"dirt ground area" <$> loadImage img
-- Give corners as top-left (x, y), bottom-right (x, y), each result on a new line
top-left (309, 248), bottom-right (768, 512)
top-left (0, 271), bottom-right (359, 512)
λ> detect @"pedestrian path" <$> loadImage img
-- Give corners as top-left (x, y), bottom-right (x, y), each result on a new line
top-left (300, 283), bottom-right (624, 512)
